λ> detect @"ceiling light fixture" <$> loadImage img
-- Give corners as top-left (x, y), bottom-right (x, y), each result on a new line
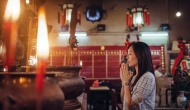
top-left (58, 3), bottom-right (81, 32)
top-left (62, 3), bottom-right (74, 24)
top-left (26, 0), bottom-right (30, 4)
top-left (59, 32), bottom-right (87, 37)
top-left (85, 5), bottom-right (104, 23)
top-left (140, 32), bottom-right (168, 37)
top-left (176, 0), bottom-right (181, 17)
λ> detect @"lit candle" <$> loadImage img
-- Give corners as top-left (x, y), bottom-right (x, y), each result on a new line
top-left (36, 6), bottom-right (49, 93)
top-left (3, 66), bottom-right (7, 72)
top-left (80, 61), bottom-right (82, 66)
top-left (3, 0), bottom-right (20, 70)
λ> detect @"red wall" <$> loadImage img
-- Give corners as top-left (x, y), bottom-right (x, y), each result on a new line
top-left (49, 45), bottom-right (164, 79)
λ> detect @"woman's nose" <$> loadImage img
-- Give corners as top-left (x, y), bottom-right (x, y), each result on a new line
top-left (126, 55), bottom-right (129, 59)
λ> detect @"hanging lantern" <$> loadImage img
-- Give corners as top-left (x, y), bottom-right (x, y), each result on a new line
top-left (62, 3), bottom-right (74, 24)
top-left (127, 5), bottom-right (150, 28)
top-left (132, 7), bottom-right (144, 27)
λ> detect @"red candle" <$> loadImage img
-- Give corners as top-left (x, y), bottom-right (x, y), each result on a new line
top-left (36, 61), bottom-right (47, 92)
top-left (36, 6), bottom-right (49, 94)
top-left (3, 0), bottom-right (20, 70)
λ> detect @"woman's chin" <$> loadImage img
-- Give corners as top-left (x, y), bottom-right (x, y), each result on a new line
top-left (128, 64), bottom-right (135, 67)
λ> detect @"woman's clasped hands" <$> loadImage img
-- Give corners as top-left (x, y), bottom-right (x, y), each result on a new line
top-left (120, 63), bottom-right (133, 85)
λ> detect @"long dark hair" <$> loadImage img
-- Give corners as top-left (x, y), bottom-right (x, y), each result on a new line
top-left (128, 42), bottom-right (155, 88)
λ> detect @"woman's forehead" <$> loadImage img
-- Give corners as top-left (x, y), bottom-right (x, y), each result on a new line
top-left (128, 46), bottom-right (134, 51)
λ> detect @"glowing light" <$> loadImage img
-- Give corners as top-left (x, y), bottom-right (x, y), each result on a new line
top-left (59, 32), bottom-right (87, 37)
top-left (26, 0), bottom-right (30, 4)
top-left (80, 61), bottom-right (82, 66)
top-left (19, 77), bottom-right (23, 83)
top-left (13, 79), bottom-right (16, 84)
top-left (3, 68), bottom-right (7, 72)
top-left (176, 11), bottom-right (181, 17)
top-left (141, 32), bottom-right (168, 37)
top-left (4, 0), bottom-right (20, 21)
top-left (36, 7), bottom-right (49, 60)
top-left (63, 4), bottom-right (74, 24)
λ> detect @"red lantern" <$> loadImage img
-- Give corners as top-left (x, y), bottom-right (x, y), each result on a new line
top-left (127, 4), bottom-right (150, 28)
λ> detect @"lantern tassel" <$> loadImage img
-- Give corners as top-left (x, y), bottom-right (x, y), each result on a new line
top-left (58, 12), bottom-right (60, 24)
top-left (77, 11), bottom-right (81, 25)
top-left (62, 9), bottom-right (66, 26)
top-left (144, 10), bottom-right (147, 24)
top-left (125, 34), bottom-right (131, 52)
top-left (126, 12), bottom-right (129, 26)
top-left (129, 15), bottom-right (132, 28)
top-left (147, 12), bottom-right (150, 25)
top-left (137, 35), bottom-right (140, 42)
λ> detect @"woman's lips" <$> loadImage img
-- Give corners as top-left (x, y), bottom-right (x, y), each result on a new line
top-left (127, 61), bottom-right (130, 65)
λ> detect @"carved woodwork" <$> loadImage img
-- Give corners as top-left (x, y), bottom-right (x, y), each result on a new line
top-left (69, 3), bottom-right (81, 49)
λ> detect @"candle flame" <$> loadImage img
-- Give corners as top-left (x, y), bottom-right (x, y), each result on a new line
top-left (80, 61), bottom-right (82, 66)
top-left (37, 6), bottom-right (49, 60)
top-left (4, 0), bottom-right (20, 21)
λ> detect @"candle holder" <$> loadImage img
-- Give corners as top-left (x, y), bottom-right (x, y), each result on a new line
top-left (0, 37), bottom-right (24, 72)
top-left (18, 65), bottom-right (85, 110)
top-left (0, 72), bottom-right (65, 110)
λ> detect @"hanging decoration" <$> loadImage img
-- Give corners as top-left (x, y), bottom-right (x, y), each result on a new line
top-left (126, 12), bottom-right (129, 26)
top-left (125, 34), bottom-right (131, 52)
top-left (77, 11), bottom-right (81, 25)
top-left (61, 9), bottom-right (66, 26)
top-left (58, 11), bottom-right (60, 24)
top-left (125, 34), bottom-right (140, 52)
top-left (136, 35), bottom-right (140, 42)
top-left (176, 0), bottom-right (181, 17)
top-left (126, 0), bottom-right (150, 29)
top-left (171, 37), bottom-right (186, 75)
top-left (63, 3), bottom-right (73, 25)
top-left (85, 5), bottom-right (104, 23)
top-left (58, 3), bottom-right (81, 32)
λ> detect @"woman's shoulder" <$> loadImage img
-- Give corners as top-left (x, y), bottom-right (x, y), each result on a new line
top-left (140, 71), bottom-right (155, 81)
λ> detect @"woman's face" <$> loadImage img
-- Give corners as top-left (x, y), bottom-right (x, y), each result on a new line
top-left (127, 46), bottom-right (138, 67)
